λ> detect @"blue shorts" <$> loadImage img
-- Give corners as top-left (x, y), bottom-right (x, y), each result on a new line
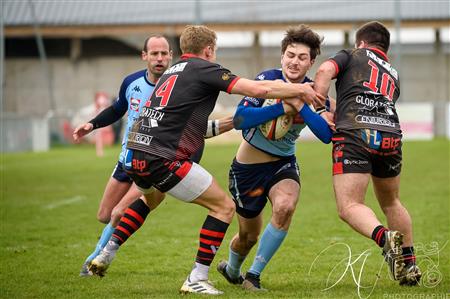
top-left (228, 156), bottom-right (300, 218)
top-left (111, 161), bottom-right (133, 183)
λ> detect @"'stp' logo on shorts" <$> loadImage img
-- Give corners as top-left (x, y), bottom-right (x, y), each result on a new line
top-left (132, 159), bottom-right (146, 172)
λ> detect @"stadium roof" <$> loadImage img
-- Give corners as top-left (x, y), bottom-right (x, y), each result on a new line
top-left (4, 0), bottom-right (450, 37)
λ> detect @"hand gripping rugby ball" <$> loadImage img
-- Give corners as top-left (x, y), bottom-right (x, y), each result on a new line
top-left (259, 99), bottom-right (293, 140)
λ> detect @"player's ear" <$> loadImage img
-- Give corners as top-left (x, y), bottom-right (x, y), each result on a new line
top-left (356, 40), bottom-right (367, 49)
top-left (203, 46), bottom-right (211, 58)
top-left (141, 51), bottom-right (147, 61)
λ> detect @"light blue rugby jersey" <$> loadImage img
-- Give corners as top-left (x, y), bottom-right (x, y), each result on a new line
top-left (240, 68), bottom-right (312, 157)
top-left (112, 69), bottom-right (155, 163)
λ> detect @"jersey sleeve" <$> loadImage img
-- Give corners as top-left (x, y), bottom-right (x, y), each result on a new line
top-left (112, 79), bottom-right (130, 115)
top-left (233, 70), bottom-right (288, 130)
top-left (233, 98), bottom-right (285, 130)
top-left (298, 105), bottom-right (332, 143)
top-left (329, 49), bottom-right (351, 78)
top-left (197, 63), bottom-right (239, 94)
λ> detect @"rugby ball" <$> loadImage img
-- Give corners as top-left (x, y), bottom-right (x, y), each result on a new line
top-left (259, 99), bottom-right (293, 140)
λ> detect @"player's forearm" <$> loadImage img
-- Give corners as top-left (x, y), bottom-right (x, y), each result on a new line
top-left (313, 61), bottom-right (335, 105)
top-left (299, 105), bottom-right (332, 144)
top-left (232, 78), bottom-right (310, 101)
top-left (204, 116), bottom-right (234, 138)
top-left (327, 96), bottom-right (336, 113)
top-left (89, 105), bottom-right (123, 129)
top-left (217, 116), bottom-right (234, 134)
top-left (256, 80), bottom-right (312, 101)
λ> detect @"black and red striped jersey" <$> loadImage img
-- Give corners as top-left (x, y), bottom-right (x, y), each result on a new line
top-left (329, 48), bottom-right (401, 134)
top-left (127, 54), bottom-right (239, 160)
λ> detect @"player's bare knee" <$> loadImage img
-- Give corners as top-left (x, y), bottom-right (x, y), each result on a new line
top-left (380, 199), bottom-right (402, 214)
top-left (96, 209), bottom-right (110, 224)
top-left (214, 196), bottom-right (235, 220)
top-left (337, 203), bottom-right (350, 221)
top-left (337, 209), bottom-right (348, 222)
top-left (337, 205), bottom-right (355, 223)
top-left (273, 201), bottom-right (296, 222)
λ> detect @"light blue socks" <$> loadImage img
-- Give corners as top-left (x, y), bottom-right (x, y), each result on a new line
top-left (248, 223), bottom-right (287, 276)
top-left (85, 223), bottom-right (115, 262)
top-left (226, 248), bottom-right (247, 278)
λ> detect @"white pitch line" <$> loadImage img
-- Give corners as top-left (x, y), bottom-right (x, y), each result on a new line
top-left (43, 195), bottom-right (86, 210)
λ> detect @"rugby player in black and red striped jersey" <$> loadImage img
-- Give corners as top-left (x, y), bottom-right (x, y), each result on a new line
top-left (314, 21), bottom-right (421, 286)
top-left (89, 25), bottom-right (324, 295)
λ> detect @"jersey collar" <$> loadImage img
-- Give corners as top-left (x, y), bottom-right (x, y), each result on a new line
top-left (145, 70), bottom-right (156, 86)
top-left (181, 53), bottom-right (200, 59)
top-left (368, 47), bottom-right (389, 62)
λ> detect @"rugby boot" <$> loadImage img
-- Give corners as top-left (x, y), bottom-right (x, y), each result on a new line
top-left (88, 240), bottom-right (119, 277)
top-left (242, 272), bottom-right (267, 292)
top-left (217, 260), bottom-right (244, 285)
top-left (179, 276), bottom-right (223, 295)
top-left (399, 264), bottom-right (422, 286)
top-left (79, 260), bottom-right (93, 277)
top-left (382, 230), bottom-right (405, 280)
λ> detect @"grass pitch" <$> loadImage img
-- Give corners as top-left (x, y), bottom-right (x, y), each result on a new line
top-left (0, 139), bottom-right (448, 298)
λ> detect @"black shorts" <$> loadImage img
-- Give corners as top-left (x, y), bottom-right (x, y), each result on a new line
top-left (331, 129), bottom-right (402, 178)
top-left (112, 162), bottom-right (133, 183)
top-left (123, 149), bottom-right (193, 193)
top-left (228, 156), bottom-right (300, 218)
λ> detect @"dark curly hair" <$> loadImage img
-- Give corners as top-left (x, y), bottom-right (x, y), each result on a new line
top-left (281, 24), bottom-right (323, 60)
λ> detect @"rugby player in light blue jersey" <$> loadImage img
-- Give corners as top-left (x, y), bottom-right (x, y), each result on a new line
top-left (217, 25), bottom-right (334, 291)
top-left (73, 35), bottom-right (172, 276)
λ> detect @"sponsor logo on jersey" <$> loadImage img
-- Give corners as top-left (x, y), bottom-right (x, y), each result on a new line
top-left (164, 62), bottom-right (187, 75)
top-left (355, 115), bottom-right (395, 127)
top-left (356, 94), bottom-right (395, 116)
top-left (129, 132), bottom-right (153, 146)
top-left (243, 97), bottom-right (260, 106)
top-left (360, 105), bottom-right (394, 116)
top-left (132, 85), bottom-right (141, 93)
top-left (130, 98), bottom-right (141, 111)
top-left (221, 72), bottom-right (230, 81)
top-left (141, 107), bottom-right (165, 121)
top-left (140, 107), bottom-right (165, 128)
top-left (257, 74), bottom-right (265, 80)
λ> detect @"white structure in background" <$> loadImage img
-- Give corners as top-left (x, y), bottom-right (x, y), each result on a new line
top-left (1, 116), bottom-right (49, 152)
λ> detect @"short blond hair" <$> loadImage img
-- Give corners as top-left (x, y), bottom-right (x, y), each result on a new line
top-left (180, 25), bottom-right (217, 55)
